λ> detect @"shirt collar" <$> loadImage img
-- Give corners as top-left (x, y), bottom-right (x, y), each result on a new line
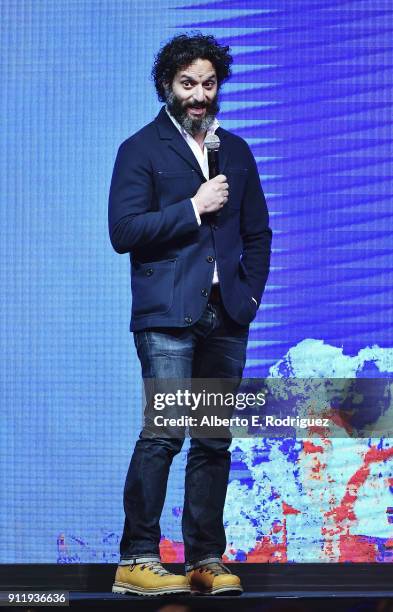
top-left (165, 106), bottom-right (219, 139)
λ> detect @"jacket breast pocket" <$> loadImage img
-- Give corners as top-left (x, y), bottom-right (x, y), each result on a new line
top-left (226, 168), bottom-right (248, 209)
top-left (156, 170), bottom-right (199, 206)
top-left (131, 258), bottom-right (177, 317)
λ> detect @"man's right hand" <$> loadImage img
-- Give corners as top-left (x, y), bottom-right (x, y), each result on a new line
top-left (193, 175), bottom-right (229, 215)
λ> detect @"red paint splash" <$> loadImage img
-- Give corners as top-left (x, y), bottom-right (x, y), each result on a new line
top-left (339, 534), bottom-right (378, 562)
top-left (303, 441), bottom-right (325, 454)
top-left (160, 538), bottom-right (184, 563)
top-left (324, 444), bottom-right (393, 561)
top-left (283, 502), bottom-right (300, 516)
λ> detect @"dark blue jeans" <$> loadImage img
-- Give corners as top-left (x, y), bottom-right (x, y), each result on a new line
top-left (119, 298), bottom-right (249, 569)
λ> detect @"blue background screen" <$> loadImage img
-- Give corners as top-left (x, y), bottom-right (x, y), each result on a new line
top-left (1, 0), bottom-right (393, 563)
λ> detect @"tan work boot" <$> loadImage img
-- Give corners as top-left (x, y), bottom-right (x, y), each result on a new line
top-left (187, 560), bottom-right (243, 595)
top-left (112, 561), bottom-right (191, 596)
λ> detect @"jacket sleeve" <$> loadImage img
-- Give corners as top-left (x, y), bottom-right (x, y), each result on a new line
top-left (240, 141), bottom-right (273, 305)
top-left (108, 138), bottom-right (199, 254)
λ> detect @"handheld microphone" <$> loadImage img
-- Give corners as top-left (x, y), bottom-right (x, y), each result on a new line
top-left (205, 134), bottom-right (221, 222)
top-left (205, 133), bottom-right (221, 179)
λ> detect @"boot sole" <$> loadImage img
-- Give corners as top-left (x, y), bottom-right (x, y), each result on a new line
top-left (112, 582), bottom-right (191, 596)
top-left (191, 586), bottom-right (243, 596)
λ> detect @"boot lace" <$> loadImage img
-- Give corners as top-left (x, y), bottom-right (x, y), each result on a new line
top-left (139, 561), bottom-right (171, 576)
top-left (199, 562), bottom-right (231, 576)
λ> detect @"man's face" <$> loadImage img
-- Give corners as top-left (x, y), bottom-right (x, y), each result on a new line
top-left (165, 58), bottom-right (219, 136)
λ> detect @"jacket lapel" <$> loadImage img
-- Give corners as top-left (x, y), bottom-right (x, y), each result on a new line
top-left (155, 106), bottom-right (230, 179)
top-left (215, 127), bottom-right (229, 174)
top-left (155, 107), bottom-right (205, 179)
top-left (167, 142), bottom-right (205, 180)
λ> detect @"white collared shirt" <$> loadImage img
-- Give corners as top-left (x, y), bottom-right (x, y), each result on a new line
top-left (166, 107), bottom-right (220, 284)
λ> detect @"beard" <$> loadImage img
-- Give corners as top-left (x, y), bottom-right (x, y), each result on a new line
top-left (165, 89), bottom-right (220, 136)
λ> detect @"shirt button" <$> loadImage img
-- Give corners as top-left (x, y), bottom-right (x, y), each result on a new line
top-left (145, 268), bottom-right (153, 276)
top-left (184, 316), bottom-right (193, 324)
top-left (206, 255), bottom-right (215, 263)
top-left (201, 288), bottom-right (208, 297)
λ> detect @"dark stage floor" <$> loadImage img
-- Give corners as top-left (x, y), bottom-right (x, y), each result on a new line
top-left (3, 564), bottom-right (393, 611)
top-left (7, 591), bottom-right (393, 612)
top-left (68, 590), bottom-right (393, 611)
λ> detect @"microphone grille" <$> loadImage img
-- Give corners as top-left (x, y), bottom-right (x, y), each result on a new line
top-left (205, 133), bottom-right (221, 151)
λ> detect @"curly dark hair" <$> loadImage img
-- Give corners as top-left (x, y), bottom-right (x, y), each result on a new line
top-left (152, 33), bottom-right (233, 102)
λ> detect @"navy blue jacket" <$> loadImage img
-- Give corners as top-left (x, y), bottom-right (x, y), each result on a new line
top-left (108, 107), bottom-right (272, 332)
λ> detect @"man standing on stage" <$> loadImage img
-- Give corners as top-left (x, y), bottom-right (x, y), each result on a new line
top-left (108, 33), bottom-right (272, 596)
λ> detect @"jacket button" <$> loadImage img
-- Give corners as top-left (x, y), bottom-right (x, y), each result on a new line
top-left (212, 225), bottom-right (218, 231)
top-left (145, 268), bottom-right (153, 276)
top-left (201, 288), bottom-right (208, 297)
top-left (206, 255), bottom-right (215, 263)
top-left (184, 316), bottom-right (193, 324)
